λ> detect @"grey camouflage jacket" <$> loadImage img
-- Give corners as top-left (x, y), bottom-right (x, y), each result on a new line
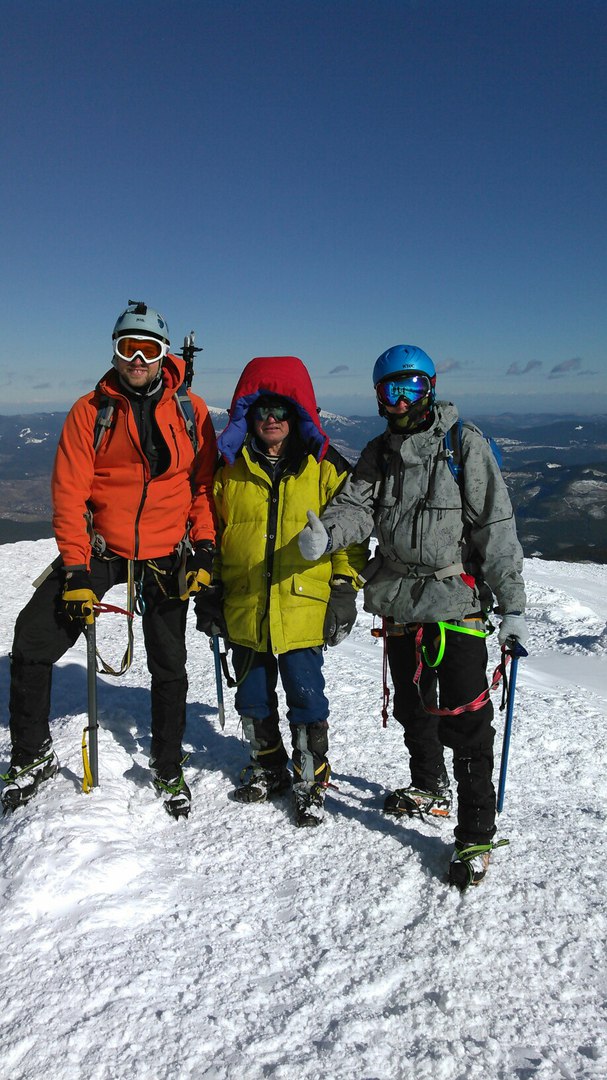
top-left (320, 402), bottom-right (526, 623)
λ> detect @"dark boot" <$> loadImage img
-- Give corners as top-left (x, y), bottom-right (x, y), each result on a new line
top-left (1, 741), bottom-right (59, 813)
top-left (290, 721), bottom-right (330, 827)
top-left (233, 714), bottom-right (290, 804)
top-left (151, 769), bottom-right (192, 821)
top-left (448, 839), bottom-right (509, 890)
top-left (383, 781), bottom-right (452, 819)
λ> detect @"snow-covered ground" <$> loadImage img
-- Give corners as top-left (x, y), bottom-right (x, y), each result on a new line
top-left (1, 539), bottom-right (606, 1080)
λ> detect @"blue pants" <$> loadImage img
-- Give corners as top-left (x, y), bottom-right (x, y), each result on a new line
top-left (231, 645), bottom-right (330, 783)
top-left (232, 645), bottom-right (329, 725)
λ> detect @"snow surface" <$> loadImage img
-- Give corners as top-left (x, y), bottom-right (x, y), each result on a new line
top-left (1, 539), bottom-right (606, 1080)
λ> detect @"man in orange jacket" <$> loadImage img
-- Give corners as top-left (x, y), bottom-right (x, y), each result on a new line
top-left (1, 302), bottom-right (217, 819)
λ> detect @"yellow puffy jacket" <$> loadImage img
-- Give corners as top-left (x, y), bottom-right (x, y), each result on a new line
top-left (214, 440), bottom-right (368, 653)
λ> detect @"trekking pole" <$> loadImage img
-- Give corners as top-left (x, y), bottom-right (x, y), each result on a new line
top-left (83, 615), bottom-right (99, 792)
top-left (212, 634), bottom-right (226, 730)
top-left (179, 331), bottom-right (202, 391)
top-left (497, 638), bottom-right (528, 813)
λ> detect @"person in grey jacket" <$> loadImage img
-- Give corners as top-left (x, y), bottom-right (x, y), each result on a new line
top-left (297, 344), bottom-right (528, 889)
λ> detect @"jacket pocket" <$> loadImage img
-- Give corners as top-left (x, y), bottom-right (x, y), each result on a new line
top-left (291, 573), bottom-right (331, 603)
top-left (418, 504), bottom-right (464, 567)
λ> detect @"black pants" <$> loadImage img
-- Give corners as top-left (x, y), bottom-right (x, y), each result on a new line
top-left (9, 555), bottom-right (189, 779)
top-left (387, 623), bottom-right (496, 844)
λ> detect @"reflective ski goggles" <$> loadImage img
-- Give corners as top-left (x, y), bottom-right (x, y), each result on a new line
top-left (252, 400), bottom-right (292, 421)
top-left (376, 373), bottom-right (432, 407)
top-left (113, 335), bottom-right (168, 364)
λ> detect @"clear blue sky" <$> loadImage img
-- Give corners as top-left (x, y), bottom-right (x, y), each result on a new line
top-left (1, 0), bottom-right (605, 417)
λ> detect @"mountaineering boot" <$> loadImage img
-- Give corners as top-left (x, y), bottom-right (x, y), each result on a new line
top-left (1, 745), bottom-right (59, 813)
top-left (448, 839), bottom-right (509, 890)
top-left (233, 764), bottom-right (291, 804)
top-left (152, 770), bottom-right (192, 820)
top-left (383, 784), bottom-right (452, 819)
top-left (233, 714), bottom-right (290, 803)
top-left (290, 721), bottom-right (330, 827)
top-left (293, 780), bottom-right (327, 827)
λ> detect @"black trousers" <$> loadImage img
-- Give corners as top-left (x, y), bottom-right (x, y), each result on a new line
top-left (386, 623), bottom-right (496, 844)
top-left (9, 555), bottom-right (189, 779)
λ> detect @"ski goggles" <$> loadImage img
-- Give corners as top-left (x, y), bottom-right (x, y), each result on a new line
top-left (252, 400), bottom-right (292, 421)
top-left (113, 335), bottom-right (168, 364)
top-left (376, 373), bottom-right (432, 407)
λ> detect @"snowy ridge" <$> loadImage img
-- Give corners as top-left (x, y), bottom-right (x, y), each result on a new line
top-left (0, 540), bottom-right (606, 1080)
top-left (318, 409), bottom-right (359, 426)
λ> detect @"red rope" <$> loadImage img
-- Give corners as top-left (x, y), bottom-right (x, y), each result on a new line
top-left (93, 602), bottom-right (135, 619)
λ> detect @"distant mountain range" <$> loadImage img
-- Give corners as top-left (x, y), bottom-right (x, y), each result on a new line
top-left (1, 410), bottom-right (606, 562)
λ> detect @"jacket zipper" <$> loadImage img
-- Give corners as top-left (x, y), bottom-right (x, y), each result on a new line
top-left (169, 424), bottom-right (181, 467)
top-left (262, 475), bottom-right (281, 634)
top-left (412, 498), bottom-right (427, 550)
top-left (128, 403), bottom-right (150, 561)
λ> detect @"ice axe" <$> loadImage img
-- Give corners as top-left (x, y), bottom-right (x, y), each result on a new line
top-left (82, 612), bottom-right (99, 792)
top-left (497, 638), bottom-right (528, 813)
top-left (212, 634), bottom-right (226, 730)
top-left (82, 601), bottom-right (135, 792)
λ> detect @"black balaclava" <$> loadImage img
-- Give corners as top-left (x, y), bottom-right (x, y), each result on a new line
top-left (382, 393), bottom-right (435, 435)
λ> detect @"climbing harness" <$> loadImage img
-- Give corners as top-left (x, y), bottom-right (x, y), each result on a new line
top-left (372, 616), bottom-right (511, 725)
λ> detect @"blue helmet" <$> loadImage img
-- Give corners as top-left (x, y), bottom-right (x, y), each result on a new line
top-left (112, 300), bottom-right (170, 344)
top-left (372, 344), bottom-right (436, 387)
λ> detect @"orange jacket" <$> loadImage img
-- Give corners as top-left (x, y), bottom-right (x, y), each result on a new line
top-left (51, 354), bottom-right (217, 567)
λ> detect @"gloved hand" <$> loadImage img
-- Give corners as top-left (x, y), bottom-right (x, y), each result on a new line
top-left (323, 578), bottom-right (358, 647)
top-left (179, 543), bottom-right (214, 601)
top-left (61, 568), bottom-right (98, 625)
top-left (297, 510), bottom-right (332, 562)
top-left (498, 613), bottom-right (529, 648)
top-left (194, 583), bottom-right (227, 638)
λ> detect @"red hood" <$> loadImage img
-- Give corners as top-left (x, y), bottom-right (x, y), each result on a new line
top-left (218, 356), bottom-right (328, 464)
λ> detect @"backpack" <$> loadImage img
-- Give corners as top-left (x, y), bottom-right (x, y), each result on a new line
top-left (93, 387), bottom-right (198, 455)
top-left (443, 419), bottom-right (502, 488)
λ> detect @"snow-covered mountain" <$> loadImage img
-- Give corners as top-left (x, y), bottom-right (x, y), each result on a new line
top-left (0, 539), bottom-right (605, 1079)
top-left (1, 412), bottom-right (607, 559)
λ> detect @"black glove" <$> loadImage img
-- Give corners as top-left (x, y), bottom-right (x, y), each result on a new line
top-left (179, 543), bottom-right (215, 601)
top-left (194, 582), bottom-right (227, 638)
top-left (323, 578), bottom-right (357, 647)
top-left (61, 568), bottom-right (98, 625)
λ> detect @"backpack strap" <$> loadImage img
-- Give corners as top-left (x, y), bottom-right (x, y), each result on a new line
top-left (93, 396), bottom-right (115, 452)
top-left (173, 387), bottom-right (198, 455)
top-left (443, 419), bottom-right (464, 486)
top-left (444, 418), bottom-right (503, 484)
top-left (93, 390), bottom-right (198, 455)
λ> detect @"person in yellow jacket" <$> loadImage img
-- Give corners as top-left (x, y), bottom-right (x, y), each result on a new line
top-left (195, 356), bottom-right (368, 826)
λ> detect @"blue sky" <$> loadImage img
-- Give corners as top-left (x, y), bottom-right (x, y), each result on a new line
top-left (1, 0), bottom-right (605, 417)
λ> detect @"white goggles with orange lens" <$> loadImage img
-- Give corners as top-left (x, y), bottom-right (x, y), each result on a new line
top-left (114, 335), bottom-right (168, 364)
